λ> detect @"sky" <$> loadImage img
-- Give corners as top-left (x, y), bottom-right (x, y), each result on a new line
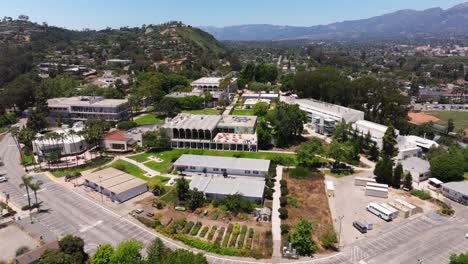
top-left (0, 0), bottom-right (467, 30)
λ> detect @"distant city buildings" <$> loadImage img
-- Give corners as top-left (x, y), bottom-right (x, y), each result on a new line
top-left (47, 96), bottom-right (129, 121)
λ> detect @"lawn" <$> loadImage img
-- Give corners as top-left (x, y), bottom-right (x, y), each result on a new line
top-left (182, 108), bottom-right (221, 115)
top-left (231, 109), bottom-right (255, 116)
top-left (464, 172), bottom-right (468, 180)
top-left (128, 149), bottom-right (297, 173)
top-left (51, 156), bottom-right (113, 177)
top-left (423, 111), bottom-right (468, 130)
top-left (100, 159), bottom-right (170, 186)
top-left (134, 114), bottom-right (164, 126)
top-left (324, 169), bottom-right (363, 178)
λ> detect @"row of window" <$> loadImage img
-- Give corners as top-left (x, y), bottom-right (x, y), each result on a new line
top-left (181, 166), bottom-right (259, 174)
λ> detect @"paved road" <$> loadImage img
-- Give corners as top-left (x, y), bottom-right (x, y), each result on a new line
top-left (272, 165), bottom-right (283, 258)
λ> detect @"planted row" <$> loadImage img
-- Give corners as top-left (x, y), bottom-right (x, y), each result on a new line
top-left (207, 225), bottom-right (218, 241)
top-left (191, 222), bottom-right (202, 236)
top-left (200, 226), bottom-right (209, 238)
top-left (245, 228), bottom-right (254, 249)
top-left (229, 223), bottom-right (241, 247)
top-left (183, 221), bottom-right (194, 234)
top-left (237, 225), bottom-right (248, 248)
top-left (222, 223), bottom-right (234, 247)
top-left (215, 227), bottom-right (225, 245)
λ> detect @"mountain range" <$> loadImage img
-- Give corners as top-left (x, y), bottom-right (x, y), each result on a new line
top-left (201, 2), bottom-right (468, 41)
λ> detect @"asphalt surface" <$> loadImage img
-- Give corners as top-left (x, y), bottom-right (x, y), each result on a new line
top-left (1, 130), bottom-right (468, 263)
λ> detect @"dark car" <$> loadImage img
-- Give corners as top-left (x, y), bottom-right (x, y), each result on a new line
top-left (353, 221), bottom-right (368, 233)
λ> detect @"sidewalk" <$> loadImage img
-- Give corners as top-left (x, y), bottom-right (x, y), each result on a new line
top-left (119, 156), bottom-right (160, 177)
top-left (272, 165), bottom-right (283, 258)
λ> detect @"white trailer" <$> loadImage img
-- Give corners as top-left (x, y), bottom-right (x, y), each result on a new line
top-left (355, 177), bottom-right (376, 186)
top-left (366, 182), bottom-right (389, 189)
top-left (394, 199), bottom-right (423, 216)
top-left (325, 180), bottom-right (335, 197)
top-left (367, 202), bottom-right (395, 221)
top-left (380, 203), bottom-right (399, 220)
top-left (365, 186), bottom-right (388, 198)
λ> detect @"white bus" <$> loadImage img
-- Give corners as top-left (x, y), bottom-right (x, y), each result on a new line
top-left (367, 202), bottom-right (395, 221)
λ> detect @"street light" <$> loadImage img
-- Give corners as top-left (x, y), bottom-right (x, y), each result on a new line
top-left (338, 215), bottom-right (344, 249)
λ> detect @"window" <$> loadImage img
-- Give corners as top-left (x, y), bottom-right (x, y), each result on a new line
top-left (253, 171), bottom-right (259, 174)
top-left (190, 166), bottom-right (196, 169)
top-left (221, 169), bottom-right (226, 172)
top-left (213, 168), bottom-right (219, 171)
top-left (245, 170), bottom-right (251, 174)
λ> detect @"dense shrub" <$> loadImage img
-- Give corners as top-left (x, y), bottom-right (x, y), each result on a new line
top-left (410, 189), bottom-right (431, 200)
top-left (320, 229), bottom-right (338, 250)
top-left (266, 180), bottom-right (274, 189)
top-left (116, 120), bottom-right (137, 130)
top-left (200, 226), bottom-right (209, 238)
top-left (191, 222), bottom-right (202, 236)
top-left (229, 224), bottom-right (240, 247)
top-left (222, 224), bottom-right (233, 247)
top-left (278, 207), bottom-right (288, 219)
top-left (280, 179), bottom-right (287, 187)
top-left (207, 225), bottom-right (218, 241)
top-left (237, 225), bottom-right (248, 248)
top-left (264, 188), bottom-right (273, 200)
top-left (280, 224), bottom-right (290, 235)
top-left (279, 197), bottom-right (288, 207)
top-left (280, 186), bottom-right (289, 196)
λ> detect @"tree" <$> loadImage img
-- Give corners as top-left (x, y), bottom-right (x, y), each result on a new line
top-left (447, 118), bottom-right (455, 133)
top-left (374, 157), bottom-right (393, 184)
top-left (255, 119), bottom-right (271, 150)
top-left (327, 141), bottom-right (354, 168)
top-left (29, 180), bottom-right (43, 208)
top-left (368, 143), bottom-right (379, 162)
top-left (289, 219), bottom-right (316, 256)
top-left (110, 240), bottom-right (143, 264)
top-left (297, 138), bottom-right (324, 168)
top-left (382, 126), bottom-right (398, 158)
top-left (19, 175), bottom-right (33, 209)
top-left (392, 164), bottom-right (403, 189)
top-left (403, 171), bottom-right (413, 190)
top-left (332, 121), bottom-right (351, 143)
top-left (128, 93), bottom-right (143, 120)
top-left (176, 177), bottom-right (190, 201)
top-left (252, 102), bottom-right (269, 117)
top-left (155, 97), bottom-right (180, 117)
top-left (449, 253), bottom-right (468, 264)
top-left (430, 152), bottom-right (465, 182)
top-left (146, 238), bottom-right (168, 264)
top-left (38, 249), bottom-right (74, 264)
top-left (187, 188), bottom-right (205, 211)
top-left (166, 249), bottom-right (208, 264)
top-left (58, 234), bottom-right (88, 264)
top-left (267, 102), bottom-right (307, 147)
top-left (143, 128), bottom-right (171, 150)
top-left (27, 82), bottom-right (49, 132)
top-left (91, 244), bottom-right (114, 264)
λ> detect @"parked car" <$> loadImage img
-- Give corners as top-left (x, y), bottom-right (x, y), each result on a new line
top-left (353, 220), bottom-right (368, 233)
top-left (135, 209), bottom-right (144, 214)
top-left (146, 212), bottom-right (154, 217)
top-left (0, 176), bottom-right (7, 183)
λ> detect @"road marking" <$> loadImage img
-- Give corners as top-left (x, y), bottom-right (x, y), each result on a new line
top-left (79, 220), bottom-right (103, 233)
top-left (23, 188), bottom-right (47, 196)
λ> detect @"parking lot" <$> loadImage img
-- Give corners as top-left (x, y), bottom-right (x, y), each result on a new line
top-left (0, 224), bottom-right (39, 262)
top-left (326, 173), bottom-right (436, 247)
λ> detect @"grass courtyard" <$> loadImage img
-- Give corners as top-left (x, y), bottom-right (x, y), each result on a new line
top-left (128, 148), bottom-right (297, 174)
top-left (134, 114), bottom-right (164, 126)
top-left (231, 109), bottom-right (255, 116)
top-left (100, 159), bottom-right (170, 186)
top-left (423, 111), bottom-right (468, 130)
top-left (50, 156), bottom-right (114, 177)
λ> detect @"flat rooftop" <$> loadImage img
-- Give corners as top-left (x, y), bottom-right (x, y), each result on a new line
top-left (190, 175), bottom-right (265, 198)
top-left (244, 98), bottom-right (271, 105)
top-left (164, 113), bottom-right (222, 131)
top-left (213, 133), bottom-right (257, 145)
top-left (48, 96), bottom-right (128, 108)
top-left (191, 77), bottom-right (223, 86)
top-left (218, 115), bottom-right (257, 128)
top-left (174, 154), bottom-right (270, 172)
top-left (354, 120), bottom-right (390, 134)
top-left (442, 181), bottom-right (468, 195)
top-left (295, 98), bottom-right (364, 117)
top-left (399, 157), bottom-right (430, 175)
top-left (84, 167), bottom-right (146, 194)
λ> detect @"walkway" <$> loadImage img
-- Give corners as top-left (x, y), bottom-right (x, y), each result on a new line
top-left (272, 165), bottom-right (283, 258)
top-left (222, 94), bottom-right (239, 116)
top-left (118, 156), bottom-right (160, 177)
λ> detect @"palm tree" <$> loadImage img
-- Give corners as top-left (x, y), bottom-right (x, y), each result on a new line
top-left (19, 175), bottom-right (33, 209)
top-left (10, 127), bottom-right (26, 170)
top-left (29, 181), bottom-right (43, 209)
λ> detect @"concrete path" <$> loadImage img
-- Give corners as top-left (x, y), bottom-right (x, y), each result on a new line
top-left (118, 156), bottom-right (160, 177)
top-left (272, 165), bottom-right (283, 258)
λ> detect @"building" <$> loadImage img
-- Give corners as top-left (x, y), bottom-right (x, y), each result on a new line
top-left (15, 241), bottom-right (59, 264)
top-left (163, 114), bottom-right (258, 151)
top-left (189, 175), bottom-right (265, 203)
top-left (106, 59), bottom-right (132, 66)
top-left (399, 157), bottom-right (431, 183)
top-left (441, 181), bottom-right (468, 205)
top-left (283, 97), bottom-right (364, 134)
top-left (173, 154), bottom-right (270, 177)
top-left (353, 120), bottom-right (400, 149)
top-left (83, 167), bottom-right (148, 203)
top-left (243, 98), bottom-right (271, 109)
top-left (241, 93), bottom-right (279, 101)
top-left (47, 96), bottom-right (129, 121)
top-left (101, 130), bottom-right (142, 152)
top-left (191, 77), bottom-right (237, 92)
top-left (165, 90), bottom-right (204, 98)
top-left (32, 122), bottom-right (88, 161)
top-left (396, 135), bottom-right (439, 160)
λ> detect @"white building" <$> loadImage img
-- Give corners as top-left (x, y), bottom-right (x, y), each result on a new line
top-left (173, 154), bottom-right (270, 177)
top-left (283, 97), bottom-right (364, 134)
top-left (243, 98), bottom-right (271, 109)
top-left (101, 130), bottom-right (143, 152)
top-left (47, 96), bottom-right (129, 121)
top-left (191, 77), bottom-right (237, 91)
top-left (441, 181), bottom-right (468, 205)
top-left (396, 135), bottom-right (439, 160)
top-left (353, 120), bottom-right (400, 149)
top-left (32, 122), bottom-right (88, 161)
top-left (399, 157), bottom-right (431, 183)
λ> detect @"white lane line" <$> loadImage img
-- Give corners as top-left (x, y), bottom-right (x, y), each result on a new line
top-left (79, 220), bottom-right (103, 233)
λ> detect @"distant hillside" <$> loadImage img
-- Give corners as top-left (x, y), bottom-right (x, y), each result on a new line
top-left (202, 2), bottom-right (468, 41)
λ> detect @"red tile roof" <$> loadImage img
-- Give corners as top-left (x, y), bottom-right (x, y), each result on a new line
top-left (104, 130), bottom-right (130, 142)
